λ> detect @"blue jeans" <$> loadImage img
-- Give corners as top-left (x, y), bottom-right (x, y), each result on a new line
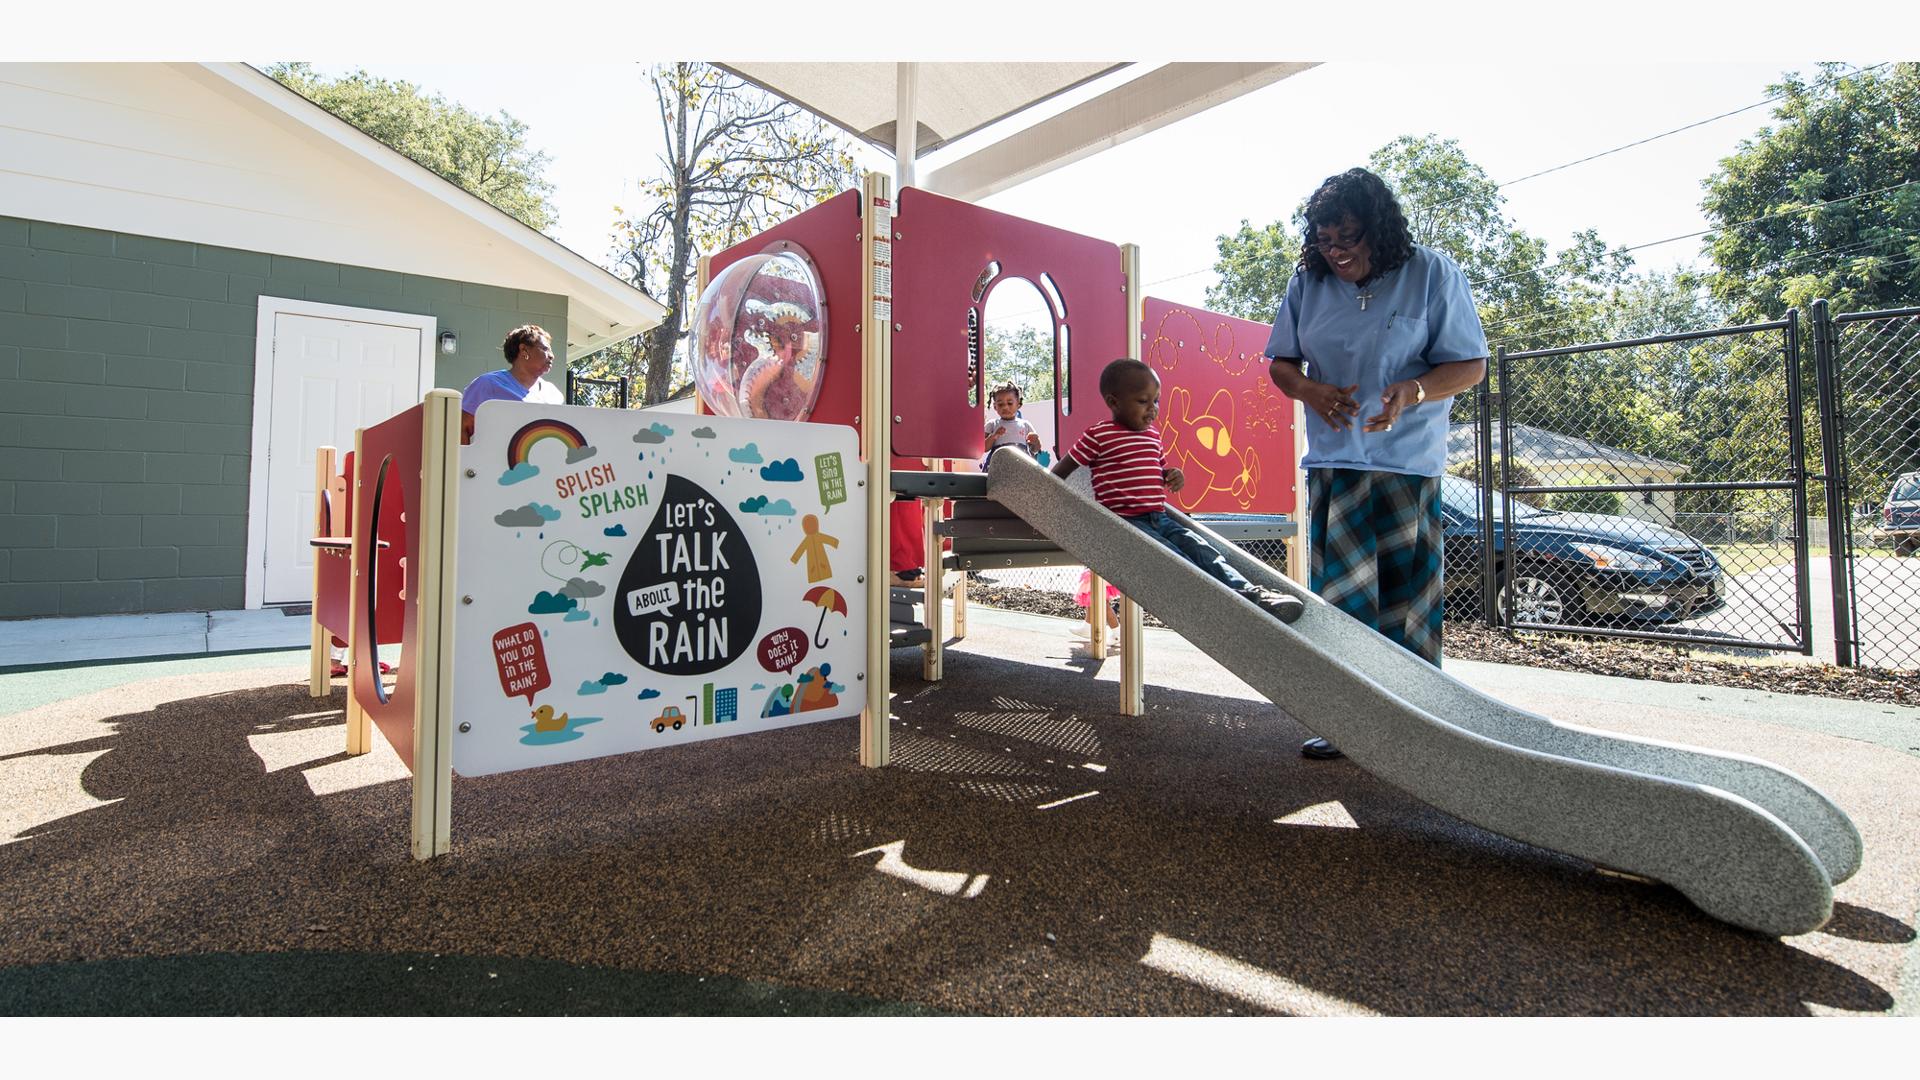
top-left (1123, 511), bottom-right (1257, 595)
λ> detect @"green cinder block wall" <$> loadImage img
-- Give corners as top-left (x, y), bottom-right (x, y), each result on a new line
top-left (0, 215), bottom-right (570, 618)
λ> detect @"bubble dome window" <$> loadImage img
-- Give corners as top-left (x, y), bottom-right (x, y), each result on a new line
top-left (694, 246), bottom-right (828, 422)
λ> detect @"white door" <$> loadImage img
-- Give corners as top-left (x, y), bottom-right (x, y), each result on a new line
top-left (259, 311), bottom-right (427, 604)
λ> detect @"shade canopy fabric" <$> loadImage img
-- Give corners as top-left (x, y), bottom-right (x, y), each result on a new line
top-left (714, 62), bottom-right (1316, 202)
top-left (716, 62), bottom-right (1126, 157)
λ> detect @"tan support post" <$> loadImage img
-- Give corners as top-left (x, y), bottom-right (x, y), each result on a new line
top-left (310, 446), bottom-right (337, 698)
top-left (1287, 398), bottom-right (1308, 582)
top-left (344, 430), bottom-right (372, 757)
top-left (860, 172), bottom-right (893, 767)
top-left (1088, 570), bottom-right (1109, 659)
top-left (948, 463), bottom-right (967, 640)
top-left (922, 488), bottom-right (943, 681)
top-left (410, 390), bottom-right (461, 860)
top-left (1118, 242), bottom-right (1145, 716)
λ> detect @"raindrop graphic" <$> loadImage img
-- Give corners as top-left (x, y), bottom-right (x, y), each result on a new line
top-left (615, 474), bottom-right (760, 675)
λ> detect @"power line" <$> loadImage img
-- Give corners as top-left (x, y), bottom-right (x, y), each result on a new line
top-left (1140, 62), bottom-right (1896, 298)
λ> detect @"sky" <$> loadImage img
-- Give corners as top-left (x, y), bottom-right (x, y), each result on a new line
top-left (322, 56), bottom-right (1864, 322)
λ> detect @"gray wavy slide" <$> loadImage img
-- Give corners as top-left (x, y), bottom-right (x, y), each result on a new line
top-left (987, 450), bottom-right (1860, 936)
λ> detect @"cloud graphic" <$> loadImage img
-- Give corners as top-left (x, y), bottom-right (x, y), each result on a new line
top-left (739, 495), bottom-right (768, 513)
top-left (751, 682), bottom-right (766, 691)
top-left (566, 444), bottom-right (599, 464)
top-left (637, 688), bottom-right (661, 700)
top-left (563, 609), bottom-right (591, 622)
top-left (559, 576), bottom-right (606, 599)
top-left (577, 679), bottom-right (608, 695)
top-left (496, 504), bottom-right (550, 527)
top-left (692, 426), bottom-right (716, 439)
top-left (759, 498), bottom-right (797, 516)
top-left (603, 523), bottom-right (627, 537)
top-left (527, 590), bottom-right (577, 615)
top-left (498, 462), bottom-right (540, 486)
top-left (759, 457), bottom-right (804, 482)
top-left (599, 672), bottom-right (628, 686)
top-left (634, 422), bottom-right (672, 443)
top-left (728, 443), bottom-right (764, 464)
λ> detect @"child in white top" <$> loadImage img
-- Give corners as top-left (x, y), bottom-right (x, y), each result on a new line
top-left (984, 382), bottom-right (1044, 458)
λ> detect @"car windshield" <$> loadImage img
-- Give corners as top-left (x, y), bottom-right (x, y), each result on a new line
top-left (1892, 475), bottom-right (1920, 501)
top-left (1439, 475), bottom-right (1554, 521)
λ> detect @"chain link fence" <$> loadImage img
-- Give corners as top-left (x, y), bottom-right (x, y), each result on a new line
top-left (565, 371), bottom-right (630, 409)
top-left (1819, 304), bottom-right (1920, 670)
top-left (1486, 320), bottom-right (1812, 651)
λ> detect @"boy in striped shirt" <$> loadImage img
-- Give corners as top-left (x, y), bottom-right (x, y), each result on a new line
top-left (1052, 359), bottom-right (1303, 623)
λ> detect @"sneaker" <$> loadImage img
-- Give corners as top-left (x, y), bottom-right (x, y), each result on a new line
top-left (1247, 586), bottom-right (1304, 624)
top-left (1301, 737), bottom-right (1343, 760)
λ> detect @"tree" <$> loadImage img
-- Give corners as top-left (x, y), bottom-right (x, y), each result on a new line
top-left (1703, 62), bottom-right (1920, 321)
top-left (609, 63), bottom-right (858, 406)
top-left (266, 63), bottom-right (557, 231)
top-left (982, 324), bottom-right (1056, 402)
top-left (1204, 219), bottom-right (1300, 322)
top-left (1205, 135), bottom-right (1634, 357)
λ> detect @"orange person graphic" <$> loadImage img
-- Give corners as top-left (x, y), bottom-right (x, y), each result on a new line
top-left (789, 513), bottom-right (839, 583)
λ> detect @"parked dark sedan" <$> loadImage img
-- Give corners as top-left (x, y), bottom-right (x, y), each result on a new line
top-left (1438, 475), bottom-right (1726, 626)
top-left (1883, 471), bottom-right (1920, 556)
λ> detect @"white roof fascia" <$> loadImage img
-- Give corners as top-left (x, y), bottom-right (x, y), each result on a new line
top-left (921, 62), bottom-right (1316, 203)
top-left (182, 62), bottom-right (666, 354)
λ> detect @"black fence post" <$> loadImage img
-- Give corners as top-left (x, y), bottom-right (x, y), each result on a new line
top-left (1782, 310), bottom-right (1814, 655)
top-left (1495, 347), bottom-right (1514, 630)
top-left (1809, 299), bottom-right (1855, 667)
top-left (1478, 367), bottom-right (1498, 629)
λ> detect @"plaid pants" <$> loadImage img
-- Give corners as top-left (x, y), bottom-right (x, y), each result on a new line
top-left (1308, 469), bottom-right (1445, 666)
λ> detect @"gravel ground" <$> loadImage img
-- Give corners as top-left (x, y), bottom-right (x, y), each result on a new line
top-left (966, 580), bottom-right (1920, 708)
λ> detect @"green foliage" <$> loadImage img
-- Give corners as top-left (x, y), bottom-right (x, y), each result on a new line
top-left (1703, 63), bottom-right (1920, 321)
top-left (982, 323), bottom-right (1055, 402)
top-left (1204, 220), bottom-right (1301, 321)
top-left (609, 63), bottom-right (858, 405)
top-left (266, 63), bottom-right (556, 232)
top-left (1554, 489), bottom-right (1624, 515)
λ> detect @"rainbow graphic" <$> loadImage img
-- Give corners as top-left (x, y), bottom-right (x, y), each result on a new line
top-left (507, 418), bottom-right (588, 469)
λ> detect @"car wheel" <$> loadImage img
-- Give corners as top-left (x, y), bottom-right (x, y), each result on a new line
top-left (672, 719), bottom-right (684, 730)
top-left (1498, 568), bottom-right (1570, 625)
top-left (652, 722), bottom-right (663, 733)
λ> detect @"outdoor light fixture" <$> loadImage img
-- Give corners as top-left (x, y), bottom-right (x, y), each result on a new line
top-left (438, 330), bottom-right (458, 355)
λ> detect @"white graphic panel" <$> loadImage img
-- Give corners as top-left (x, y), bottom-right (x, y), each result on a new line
top-left (453, 402), bottom-right (866, 776)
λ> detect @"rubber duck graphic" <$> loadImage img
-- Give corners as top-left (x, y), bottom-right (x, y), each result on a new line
top-left (579, 550), bottom-right (612, 569)
top-left (530, 703), bottom-right (570, 732)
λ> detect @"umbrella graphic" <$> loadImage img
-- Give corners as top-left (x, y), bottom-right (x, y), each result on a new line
top-left (803, 585), bottom-right (848, 647)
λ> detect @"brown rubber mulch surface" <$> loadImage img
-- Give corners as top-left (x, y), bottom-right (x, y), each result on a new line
top-left (2, 614), bottom-right (1917, 1015)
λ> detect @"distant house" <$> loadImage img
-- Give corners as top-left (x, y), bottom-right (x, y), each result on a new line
top-left (1, 63), bottom-right (665, 618)
top-left (1445, 423), bottom-right (1690, 525)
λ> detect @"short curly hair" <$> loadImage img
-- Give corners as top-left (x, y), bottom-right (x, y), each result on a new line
top-left (1297, 168), bottom-right (1413, 283)
top-left (1097, 358), bottom-right (1155, 398)
top-left (989, 382), bottom-right (1024, 403)
top-left (502, 324), bottom-right (551, 363)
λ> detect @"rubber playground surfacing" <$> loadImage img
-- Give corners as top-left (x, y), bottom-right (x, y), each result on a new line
top-left (2, 608), bottom-right (1918, 1016)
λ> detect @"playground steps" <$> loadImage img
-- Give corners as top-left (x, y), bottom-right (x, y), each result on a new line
top-left (983, 449), bottom-right (1860, 937)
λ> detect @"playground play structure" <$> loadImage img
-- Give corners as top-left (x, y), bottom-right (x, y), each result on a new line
top-left (308, 172), bottom-right (1859, 936)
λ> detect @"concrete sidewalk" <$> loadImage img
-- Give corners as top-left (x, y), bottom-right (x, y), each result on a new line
top-left (0, 608), bottom-right (314, 669)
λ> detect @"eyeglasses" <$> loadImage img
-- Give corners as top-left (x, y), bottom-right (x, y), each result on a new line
top-left (1312, 228), bottom-right (1367, 255)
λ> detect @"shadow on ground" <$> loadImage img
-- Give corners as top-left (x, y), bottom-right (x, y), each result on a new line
top-left (0, 644), bottom-right (1911, 1016)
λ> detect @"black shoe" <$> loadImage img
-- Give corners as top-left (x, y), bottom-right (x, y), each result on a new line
top-left (1301, 737), bottom-right (1343, 760)
top-left (1248, 586), bottom-right (1305, 624)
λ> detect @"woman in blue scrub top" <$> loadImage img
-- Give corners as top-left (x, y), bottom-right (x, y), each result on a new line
top-left (1265, 168), bottom-right (1489, 760)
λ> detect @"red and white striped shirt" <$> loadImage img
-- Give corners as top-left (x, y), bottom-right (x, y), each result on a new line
top-left (1068, 419), bottom-right (1167, 516)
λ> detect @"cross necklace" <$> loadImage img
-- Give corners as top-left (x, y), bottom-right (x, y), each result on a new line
top-left (1356, 287), bottom-right (1374, 311)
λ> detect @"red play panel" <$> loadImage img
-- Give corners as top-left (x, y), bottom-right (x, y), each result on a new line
top-left (892, 187), bottom-right (1127, 461)
top-left (353, 404), bottom-right (425, 770)
top-left (1142, 297), bottom-right (1298, 517)
top-left (708, 191), bottom-right (863, 436)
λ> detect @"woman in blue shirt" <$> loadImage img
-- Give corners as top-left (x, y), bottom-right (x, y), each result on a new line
top-left (1265, 168), bottom-right (1489, 760)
